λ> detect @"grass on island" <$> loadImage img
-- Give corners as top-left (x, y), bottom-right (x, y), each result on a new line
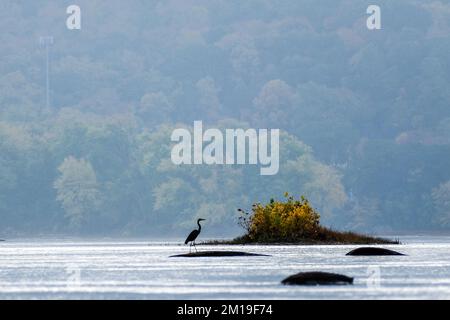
top-left (207, 193), bottom-right (398, 245)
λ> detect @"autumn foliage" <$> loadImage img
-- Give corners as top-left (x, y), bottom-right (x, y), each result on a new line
top-left (237, 193), bottom-right (321, 242)
top-left (234, 193), bottom-right (397, 244)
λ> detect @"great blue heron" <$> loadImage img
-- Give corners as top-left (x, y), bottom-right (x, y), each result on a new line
top-left (184, 218), bottom-right (205, 253)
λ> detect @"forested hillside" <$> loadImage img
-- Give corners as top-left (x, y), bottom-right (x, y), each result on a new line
top-left (1, 0), bottom-right (450, 236)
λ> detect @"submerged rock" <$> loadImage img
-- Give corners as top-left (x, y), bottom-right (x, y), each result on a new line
top-left (346, 247), bottom-right (405, 256)
top-left (170, 251), bottom-right (269, 257)
top-left (282, 271), bottom-right (353, 286)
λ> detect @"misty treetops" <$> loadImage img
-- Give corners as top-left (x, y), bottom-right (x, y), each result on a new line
top-left (1, 1), bottom-right (450, 236)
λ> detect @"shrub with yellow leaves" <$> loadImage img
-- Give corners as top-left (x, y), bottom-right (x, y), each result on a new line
top-left (238, 193), bottom-right (321, 242)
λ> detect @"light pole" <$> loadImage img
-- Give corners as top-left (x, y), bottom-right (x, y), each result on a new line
top-left (39, 36), bottom-right (54, 111)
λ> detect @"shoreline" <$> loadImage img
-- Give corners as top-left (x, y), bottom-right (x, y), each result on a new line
top-left (203, 230), bottom-right (400, 246)
top-left (203, 238), bottom-right (400, 246)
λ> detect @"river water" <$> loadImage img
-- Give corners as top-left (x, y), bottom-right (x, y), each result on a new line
top-left (0, 236), bottom-right (449, 299)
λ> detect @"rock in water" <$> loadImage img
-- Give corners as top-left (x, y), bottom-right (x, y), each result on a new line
top-left (170, 251), bottom-right (269, 257)
top-left (346, 247), bottom-right (405, 256)
top-left (281, 272), bottom-right (353, 286)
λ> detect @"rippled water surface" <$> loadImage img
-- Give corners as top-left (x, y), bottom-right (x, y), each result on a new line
top-left (1, 236), bottom-right (449, 299)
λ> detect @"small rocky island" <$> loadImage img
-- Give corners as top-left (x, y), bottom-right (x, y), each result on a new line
top-left (209, 193), bottom-right (398, 245)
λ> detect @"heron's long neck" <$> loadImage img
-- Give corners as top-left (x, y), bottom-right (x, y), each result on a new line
top-left (197, 221), bottom-right (202, 231)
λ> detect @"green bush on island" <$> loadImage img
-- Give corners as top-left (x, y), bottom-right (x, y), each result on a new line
top-left (228, 193), bottom-right (398, 244)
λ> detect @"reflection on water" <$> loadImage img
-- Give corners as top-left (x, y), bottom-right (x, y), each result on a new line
top-left (0, 236), bottom-right (450, 299)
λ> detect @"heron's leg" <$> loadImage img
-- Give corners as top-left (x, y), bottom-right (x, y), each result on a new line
top-left (189, 243), bottom-right (192, 253)
top-left (193, 242), bottom-right (198, 252)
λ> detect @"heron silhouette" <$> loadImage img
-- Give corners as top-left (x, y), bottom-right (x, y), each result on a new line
top-left (185, 218), bottom-right (205, 253)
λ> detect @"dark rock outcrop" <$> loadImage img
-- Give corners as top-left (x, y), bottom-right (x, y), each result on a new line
top-left (346, 247), bottom-right (405, 256)
top-left (281, 271), bottom-right (353, 286)
top-left (170, 251), bottom-right (269, 257)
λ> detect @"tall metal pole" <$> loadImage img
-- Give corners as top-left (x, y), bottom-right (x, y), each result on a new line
top-left (46, 44), bottom-right (50, 109)
top-left (39, 36), bottom-right (54, 112)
